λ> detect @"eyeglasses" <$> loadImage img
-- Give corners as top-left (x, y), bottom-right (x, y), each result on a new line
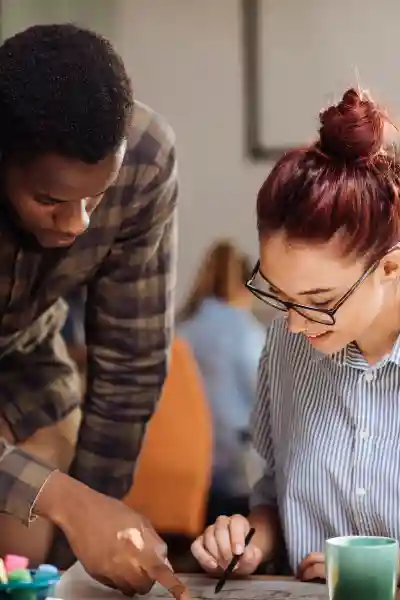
top-left (245, 259), bottom-right (379, 326)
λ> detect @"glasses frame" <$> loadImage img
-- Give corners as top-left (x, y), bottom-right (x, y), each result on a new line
top-left (245, 258), bottom-right (380, 326)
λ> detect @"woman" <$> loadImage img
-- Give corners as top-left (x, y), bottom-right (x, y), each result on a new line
top-left (179, 240), bottom-right (265, 522)
top-left (191, 88), bottom-right (400, 580)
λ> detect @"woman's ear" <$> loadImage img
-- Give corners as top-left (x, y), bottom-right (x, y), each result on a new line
top-left (380, 249), bottom-right (400, 281)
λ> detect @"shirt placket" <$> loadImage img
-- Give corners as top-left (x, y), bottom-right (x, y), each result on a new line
top-left (352, 366), bottom-right (376, 533)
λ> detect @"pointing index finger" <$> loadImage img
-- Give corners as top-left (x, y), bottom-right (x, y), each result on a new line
top-left (117, 528), bottom-right (193, 600)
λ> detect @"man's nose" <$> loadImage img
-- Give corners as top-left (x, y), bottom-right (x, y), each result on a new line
top-left (55, 199), bottom-right (90, 236)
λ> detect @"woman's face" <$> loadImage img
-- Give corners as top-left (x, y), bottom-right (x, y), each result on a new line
top-left (259, 232), bottom-right (394, 354)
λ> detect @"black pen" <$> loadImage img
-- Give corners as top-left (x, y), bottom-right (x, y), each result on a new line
top-left (214, 527), bottom-right (256, 594)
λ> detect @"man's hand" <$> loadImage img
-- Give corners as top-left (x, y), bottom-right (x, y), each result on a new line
top-left (297, 552), bottom-right (325, 581)
top-left (35, 471), bottom-right (170, 596)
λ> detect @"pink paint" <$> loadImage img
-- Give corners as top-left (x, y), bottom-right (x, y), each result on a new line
top-left (4, 555), bottom-right (29, 573)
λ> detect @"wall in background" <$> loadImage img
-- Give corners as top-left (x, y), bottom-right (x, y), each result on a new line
top-left (256, 0), bottom-right (400, 151)
top-left (0, 0), bottom-right (117, 41)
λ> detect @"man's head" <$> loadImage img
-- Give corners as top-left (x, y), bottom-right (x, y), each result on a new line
top-left (0, 24), bottom-right (133, 247)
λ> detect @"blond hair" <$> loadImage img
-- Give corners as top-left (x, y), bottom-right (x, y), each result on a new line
top-left (179, 240), bottom-right (252, 321)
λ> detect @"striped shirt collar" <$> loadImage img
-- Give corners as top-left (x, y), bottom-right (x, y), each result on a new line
top-left (312, 334), bottom-right (400, 369)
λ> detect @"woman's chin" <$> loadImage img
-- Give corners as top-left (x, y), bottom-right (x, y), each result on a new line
top-left (305, 330), bottom-right (346, 354)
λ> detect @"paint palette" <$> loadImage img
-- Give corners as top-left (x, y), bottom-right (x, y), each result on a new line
top-left (0, 570), bottom-right (60, 599)
top-left (0, 560), bottom-right (60, 600)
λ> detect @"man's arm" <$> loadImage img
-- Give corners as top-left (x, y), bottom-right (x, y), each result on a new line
top-left (69, 120), bottom-right (178, 499)
top-left (0, 439), bottom-right (54, 524)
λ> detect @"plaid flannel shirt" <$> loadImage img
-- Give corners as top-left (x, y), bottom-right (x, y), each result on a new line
top-left (0, 101), bottom-right (177, 523)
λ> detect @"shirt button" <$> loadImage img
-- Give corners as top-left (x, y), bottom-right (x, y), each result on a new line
top-left (364, 372), bottom-right (374, 382)
top-left (356, 487), bottom-right (366, 496)
top-left (360, 430), bottom-right (369, 440)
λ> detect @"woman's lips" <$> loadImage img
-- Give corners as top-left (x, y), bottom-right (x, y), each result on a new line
top-left (305, 331), bottom-right (332, 344)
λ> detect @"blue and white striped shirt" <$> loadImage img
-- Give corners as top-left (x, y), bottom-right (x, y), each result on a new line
top-left (251, 316), bottom-right (400, 573)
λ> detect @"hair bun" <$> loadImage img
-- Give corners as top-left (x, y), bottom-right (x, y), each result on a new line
top-left (318, 88), bottom-right (384, 164)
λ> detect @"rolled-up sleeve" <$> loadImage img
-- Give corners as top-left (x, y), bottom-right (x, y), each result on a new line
top-left (250, 334), bottom-right (277, 509)
top-left (0, 439), bottom-right (54, 524)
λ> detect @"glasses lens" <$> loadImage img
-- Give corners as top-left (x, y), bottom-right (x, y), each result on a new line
top-left (248, 287), bottom-right (288, 312)
top-left (295, 306), bottom-right (334, 325)
top-left (247, 283), bottom-right (335, 325)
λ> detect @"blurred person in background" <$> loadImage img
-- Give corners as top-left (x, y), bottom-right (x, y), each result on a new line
top-left (178, 240), bottom-right (265, 523)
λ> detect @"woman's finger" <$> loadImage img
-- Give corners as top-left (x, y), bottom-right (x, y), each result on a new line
top-left (214, 516), bottom-right (234, 564)
top-left (301, 562), bottom-right (325, 582)
top-left (203, 525), bottom-right (224, 564)
top-left (298, 552), bottom-right (325, 581)
top-left (191, 536), bottom-right (218, 571)
top-left (228, 514), bottom-right (250, 556)
top-left (297, 552), bottom-right (324, 577)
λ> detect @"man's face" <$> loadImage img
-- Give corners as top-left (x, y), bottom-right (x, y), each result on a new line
top-left (3, 141), bottom-right (126, 248)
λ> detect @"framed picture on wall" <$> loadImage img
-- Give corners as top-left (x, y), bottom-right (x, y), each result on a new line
top-left (242, 0), bottom-right (400, 161)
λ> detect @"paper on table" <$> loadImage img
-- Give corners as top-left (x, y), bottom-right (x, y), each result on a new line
top-left (54, 562), bottom-right (328, 600)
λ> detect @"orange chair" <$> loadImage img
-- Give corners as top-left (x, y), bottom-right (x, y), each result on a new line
top-left (125, 337), bottom-right (213, 538)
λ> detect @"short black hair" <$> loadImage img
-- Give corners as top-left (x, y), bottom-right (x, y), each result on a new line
top-left (0, 24), bottom-right (133, 163)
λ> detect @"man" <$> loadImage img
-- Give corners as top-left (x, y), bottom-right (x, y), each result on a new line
top-left (0, 23), bottom-right (177, 594)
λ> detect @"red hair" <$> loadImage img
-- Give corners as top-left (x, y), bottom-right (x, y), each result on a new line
top-left (257, 88), bottom-right (400, 262)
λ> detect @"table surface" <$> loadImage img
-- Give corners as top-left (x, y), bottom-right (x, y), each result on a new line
top-left (54, 563), bottom-right (327, 600)
top-left (54, 564), bottom-right (400, 600)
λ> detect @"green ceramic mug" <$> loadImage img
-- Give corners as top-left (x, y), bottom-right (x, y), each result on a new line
top-left (325, 536), bottom-right (399, 600)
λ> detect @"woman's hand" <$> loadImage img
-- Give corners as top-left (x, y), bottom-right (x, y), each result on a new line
top-left (297, 552), bottom-right (325, 581)
top-left (191, 515), bottom-right (264, 576)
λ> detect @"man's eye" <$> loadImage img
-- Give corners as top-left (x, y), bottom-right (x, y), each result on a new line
top-left (34, 194), bottom-right (57, 206)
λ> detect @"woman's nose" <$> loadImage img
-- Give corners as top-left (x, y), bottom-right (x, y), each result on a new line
top-left (286, 309), bottom-right (308, 334)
